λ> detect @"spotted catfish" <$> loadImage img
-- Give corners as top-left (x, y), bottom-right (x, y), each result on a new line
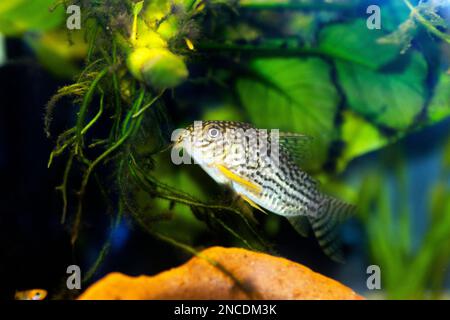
top-left (173, 120), bottom-right (355, 262)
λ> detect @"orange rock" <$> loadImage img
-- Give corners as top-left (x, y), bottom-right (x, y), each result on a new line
top-left (79, 246), bottom-right (364, 300)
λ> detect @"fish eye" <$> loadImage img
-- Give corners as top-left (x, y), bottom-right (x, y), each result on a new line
top-left (207, 127), bottom-right (220, 139)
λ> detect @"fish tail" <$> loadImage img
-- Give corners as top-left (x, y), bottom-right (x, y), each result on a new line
top-left (308, 196), bottom-right (356, 263)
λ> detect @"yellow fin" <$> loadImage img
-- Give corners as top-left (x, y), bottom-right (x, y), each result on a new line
top-left (215, 164), bottom-right (262, 194)
top-left (185, 38), bottom-right (195, 50)
top-left (240, 194), bottom-right (268, 215)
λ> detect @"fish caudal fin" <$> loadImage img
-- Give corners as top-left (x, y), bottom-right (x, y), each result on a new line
top-left (309, 196), bottom-right (356, 263)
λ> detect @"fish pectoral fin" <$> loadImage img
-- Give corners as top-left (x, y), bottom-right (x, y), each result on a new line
top-left (212, 164), bottom-right (266, 215)
top-left (240, 194), bottom-right (268, 215)
top-left (215, 164), bottom-right (262, 195)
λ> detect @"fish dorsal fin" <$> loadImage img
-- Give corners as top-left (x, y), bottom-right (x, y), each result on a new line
top-left (308, 196), bottom-right (356, 263)
top-left (278, 132), bottom-right (314, 168)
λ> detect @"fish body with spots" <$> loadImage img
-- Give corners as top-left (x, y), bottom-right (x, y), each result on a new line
top-left (173, 121), bottom-right (355, 262)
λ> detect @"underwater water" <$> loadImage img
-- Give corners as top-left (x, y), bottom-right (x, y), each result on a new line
top-left (0, 0), bottom-right (449, 301)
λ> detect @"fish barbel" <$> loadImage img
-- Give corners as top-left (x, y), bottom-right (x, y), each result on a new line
top-left (173, 120), bottom-right (355, 262)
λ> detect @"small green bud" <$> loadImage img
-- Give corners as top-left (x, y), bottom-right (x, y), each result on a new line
top-left (157, 15), bottom-right (180, 41)
top-left (127, 47), bottom-right (188, 89)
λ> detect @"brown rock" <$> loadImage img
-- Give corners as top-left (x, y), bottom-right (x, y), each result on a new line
top-left (79, 246), bottom-right (363, 300)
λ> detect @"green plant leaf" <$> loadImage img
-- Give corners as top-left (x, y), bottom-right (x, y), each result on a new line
top-left (318, 19), bottom-right (401, 70)
top-left (236, 57), bottom-right (339, 171)
top-left (428, 72), bottom-right (450, 123)
top-left (337, 52), bottom-right (428, 130)
top-left (0, 0), bottom-right (64, 36)
top-left (26, 30), bottom-right (87, 78)
top-left (338, 110), bottom-right (389, 172)
top-left (202, 103), bottom-right (245, 122)
top-left (133, 1), bottom-right (144, 16)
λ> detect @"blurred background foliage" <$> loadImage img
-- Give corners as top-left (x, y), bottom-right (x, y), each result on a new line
top-left (0, 0), bottom-right (449, 299)
top-left (358, 138), bottom-right (450, 299)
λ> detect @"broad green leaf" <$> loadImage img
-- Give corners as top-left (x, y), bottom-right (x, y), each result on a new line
top-left (133, 1), bottom-right (144, 16)
top-left (26, 30), bottom-right (87, 78)
top-left (318, 19), bottom-right (400, 69)
top-left (336, 52), bottom-right (428, 130)
top-left (428, 73), bottom-right (450, 123)
top-left (380, 0), bottom-right (412, 32)
top-left (144, 0), bottom-right (173, 23)
top-left (338, 110), bottom-right (389, 172)
top-left (127, 48), bottom-right (188, 89)
top-left (202, 103), bottom-right (245, 122)
top-left (0, 0), bottom-right (64, 36)
top-left (236, 57), bottom-right (339, 170)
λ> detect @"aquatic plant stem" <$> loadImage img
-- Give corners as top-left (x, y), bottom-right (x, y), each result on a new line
top-left (403, 0), bottom-right (450, 44)
top-left (76, 58), bottom-right (104, 83)
top-left (82, 196), bottom-right (123, 284)
top-left (45, 83), bottom-right (89, 138)
top-left (87, 24), bottom-right (100, 62)
top-left (197, 42), bottom-right (322, 56)
top-left (111, 40), bottom-right (122, 140)
top-left (128, 156), bottom-right (271, 251)
top-left (71, 89), bottom-right (146, 245)
top-left (56, 153), bottom-right (74, 224)
top-left (132, 90), bottom-right (164, 118)
top-left (75, 68), bottom-right (109, 155)
top-left (196, 42), bottom-right (379, 68)
top-left (81, 90), bottom-right (104, 135)
top-left (239, 0), bottom-right (355, 11)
